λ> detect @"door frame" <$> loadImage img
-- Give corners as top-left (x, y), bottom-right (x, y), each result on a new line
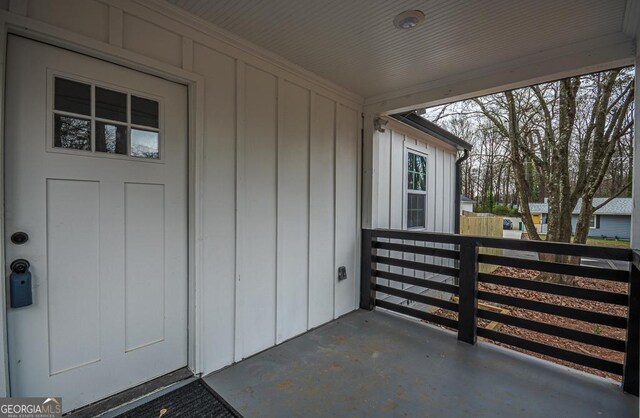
top-left (0, 11), bottom-right (206, 396)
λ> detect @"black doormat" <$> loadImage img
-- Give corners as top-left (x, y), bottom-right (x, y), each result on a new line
top-left (116, 379), bottom-right (242, 418)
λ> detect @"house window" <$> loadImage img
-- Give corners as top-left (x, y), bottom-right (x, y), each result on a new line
top-left (406, 151), bottom-right (427, 228)
top-left (589, 215), bottom-right (598, 229)
top-left (52, 76), bottom-right (161, 160)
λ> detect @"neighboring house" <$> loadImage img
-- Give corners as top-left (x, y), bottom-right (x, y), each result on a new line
top-left (460, 195), bottom-right (475, 214)
top-left (527, 197), bottom-right (632, 240)
top-left (571, 198), bottom-right (632, 240)
top-left (527, 200), bottom-right (549, 233)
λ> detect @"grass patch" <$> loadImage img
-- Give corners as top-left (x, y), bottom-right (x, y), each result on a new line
top-left (584, 236), bottom-right (630, 248)
top-left (538, 234), bottom-right (629, 248)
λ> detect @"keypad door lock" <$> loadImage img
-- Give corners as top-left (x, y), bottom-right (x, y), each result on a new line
top-left (9, 259), bottom-right (32, 308)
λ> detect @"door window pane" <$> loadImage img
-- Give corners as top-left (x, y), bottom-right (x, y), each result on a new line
top-left (131, 96), bottom-right (159, 128)
top-left (96, 122), bottom-right (127, 154)
top-left (54, 115), bottom-right (91, 150)
top-left (96, 87), bottom-right (127, 122)
top-left (131, 129), bottom-right (159, 159)
top-left (52, 78), bottom-right (163, 160)
top-left (55, 78), bottom-right (91, 116)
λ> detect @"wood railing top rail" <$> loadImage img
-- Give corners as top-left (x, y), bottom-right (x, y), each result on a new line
top-left (368, 229), bottom-right (632, 261)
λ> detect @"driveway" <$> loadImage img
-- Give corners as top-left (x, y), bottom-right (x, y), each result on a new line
top-left (502, 229), bottom-right (539, 260)
top-left (580, 257), bottom-right (629, 270)
top-left (503, 230), bottom-right (523, 240)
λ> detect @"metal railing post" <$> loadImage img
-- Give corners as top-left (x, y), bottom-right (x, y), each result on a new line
top-left (457, 242), bottom-right (479, 344)
top-left (623, 250), bottom-right (639, 396)
top-left (360, 229), bottom-right (375, 310)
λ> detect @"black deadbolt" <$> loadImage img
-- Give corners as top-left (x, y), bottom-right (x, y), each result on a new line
top-left (11, 232), bottom-right (29, 245)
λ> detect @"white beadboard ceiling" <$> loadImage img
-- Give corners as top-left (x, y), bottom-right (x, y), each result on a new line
top-left (165, 0), bottom-right (631, 99)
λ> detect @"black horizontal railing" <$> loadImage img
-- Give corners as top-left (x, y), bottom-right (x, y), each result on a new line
top-left (360, 228), bottom-right (639, 396)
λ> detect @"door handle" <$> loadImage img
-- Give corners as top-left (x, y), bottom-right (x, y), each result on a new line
top-left (9, 259), bottom-right (32, 308)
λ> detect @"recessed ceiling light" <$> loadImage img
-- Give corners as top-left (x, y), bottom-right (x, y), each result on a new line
top-left (393, 10), bottom-right (426, 30)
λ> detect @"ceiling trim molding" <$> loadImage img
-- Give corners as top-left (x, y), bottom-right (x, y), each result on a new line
top-left (623, 0), bottom-right (640, 40)
top-left (365, 32), bottom-right (634, 114)
top-left (122, 0), bottom-right (364, 106)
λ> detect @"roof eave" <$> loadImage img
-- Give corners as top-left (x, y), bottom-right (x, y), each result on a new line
top-left (390, 112), bottom-right (473, 151)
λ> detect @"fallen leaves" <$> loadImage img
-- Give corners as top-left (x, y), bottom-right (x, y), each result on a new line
top-left (431, 266), bottom-right (627, 381)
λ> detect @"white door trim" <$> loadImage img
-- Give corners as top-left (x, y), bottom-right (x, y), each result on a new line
top-left (0, 11), bottom-right (206, 397)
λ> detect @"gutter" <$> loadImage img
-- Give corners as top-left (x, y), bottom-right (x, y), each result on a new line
top-left (390, 112), bottom-right (473, 150)
top-left (454, 149), bottom-right (470, 234)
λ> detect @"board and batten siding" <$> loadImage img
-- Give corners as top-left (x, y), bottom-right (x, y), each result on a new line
top-left (8, 0), bottom-right (363, 375)
top-left (373, 121), bottom-right (457, 298)
top-left (374, 122), bottom-right (457, 236)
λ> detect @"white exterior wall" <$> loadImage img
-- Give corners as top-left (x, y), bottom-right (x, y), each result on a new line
top-left (0, 0), bottom-right (362, 377)
top-left (373, 124), bottom-right (457, 234)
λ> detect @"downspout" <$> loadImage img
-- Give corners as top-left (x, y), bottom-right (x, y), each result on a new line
top-left (454, 149), bottom-right (470, 234)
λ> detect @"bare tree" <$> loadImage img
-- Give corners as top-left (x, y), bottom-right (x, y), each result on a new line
top-left (421, 67), bottom-right (634, 284)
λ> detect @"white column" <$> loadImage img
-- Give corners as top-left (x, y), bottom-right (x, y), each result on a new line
top-left (632, 52), bottom-right (640, 249)
top-left (361, 113), bottom-right (378, 229)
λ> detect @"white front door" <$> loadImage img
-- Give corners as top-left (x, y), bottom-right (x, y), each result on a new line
top-left (4, 36), bottom-right (189, 412)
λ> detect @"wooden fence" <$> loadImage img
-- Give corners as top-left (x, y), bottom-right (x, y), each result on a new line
top-left (460, 214), bottom-right (503, 273)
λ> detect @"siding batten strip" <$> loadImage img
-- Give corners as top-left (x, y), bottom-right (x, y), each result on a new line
top-left (388, 130), bottom-right (393, 228)
top-left (234, 60), bottom-right (246, 361)
top-left (307, 91), bottom-right (314, 330)
top-left (275, 76), bottom-right (283, 344)
top-left (356, 111), bottom-right (363, 309)
top-left (332, 100), bottom-right (338, 319)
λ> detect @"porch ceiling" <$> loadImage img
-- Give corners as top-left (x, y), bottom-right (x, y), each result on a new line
top-left (164, 0), bottom-right (634, 106)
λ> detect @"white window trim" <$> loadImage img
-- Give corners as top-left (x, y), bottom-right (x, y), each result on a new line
top-left (403, 144), bottom-right (429, 230)
top-left (589, 214), bottom-right (598, 229)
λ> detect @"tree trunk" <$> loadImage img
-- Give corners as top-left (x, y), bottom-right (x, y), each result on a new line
top-left (471, 70), bottom-right (634, 285)
top-left (574, 197), bottom-right (594, 244)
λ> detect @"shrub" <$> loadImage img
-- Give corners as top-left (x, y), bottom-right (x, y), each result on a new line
top-left (492, 204), bottom-right (519, 217)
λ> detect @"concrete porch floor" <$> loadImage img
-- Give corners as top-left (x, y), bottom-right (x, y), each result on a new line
top-left (204, 309), bottom-right (638, 417)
